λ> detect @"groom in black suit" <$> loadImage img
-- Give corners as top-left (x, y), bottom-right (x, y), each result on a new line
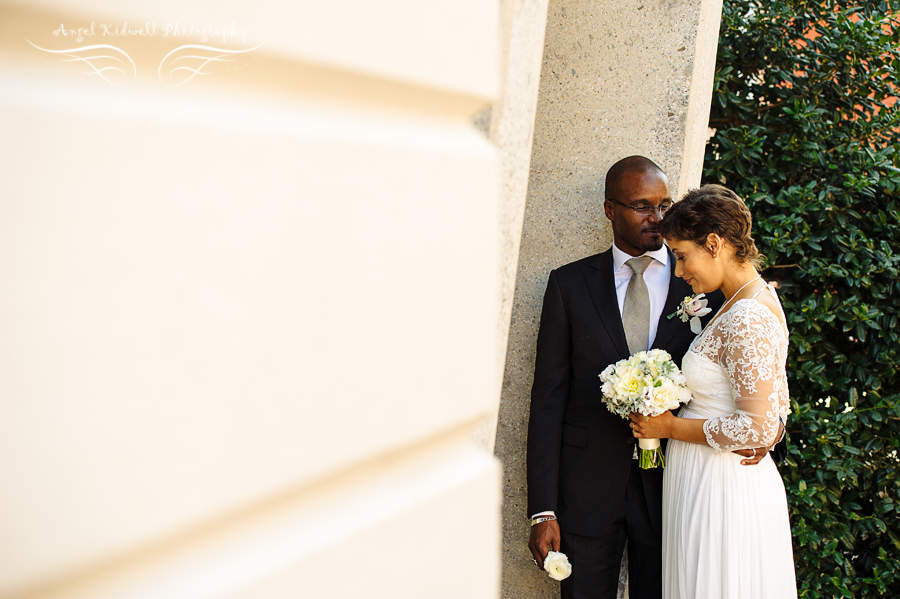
top-left (525, 156), bottom-right (723, 599)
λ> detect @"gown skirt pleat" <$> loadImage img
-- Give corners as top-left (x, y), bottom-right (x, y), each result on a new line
top-left (663, 428), bottom-right (797, 599)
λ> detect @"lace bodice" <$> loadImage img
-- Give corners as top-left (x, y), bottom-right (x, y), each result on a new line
top-left (681, 286), bottom-right (791, 451)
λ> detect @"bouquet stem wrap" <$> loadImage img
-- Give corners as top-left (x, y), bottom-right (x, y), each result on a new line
top-left (638, 438), bottom-right (665, 469)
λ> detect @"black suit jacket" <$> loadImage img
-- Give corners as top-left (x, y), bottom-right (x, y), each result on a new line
top-left (526, 248), bottom-right (723, 537)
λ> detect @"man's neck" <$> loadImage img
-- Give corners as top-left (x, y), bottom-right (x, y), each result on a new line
top-left (612, 242), bottom-right (668, 268)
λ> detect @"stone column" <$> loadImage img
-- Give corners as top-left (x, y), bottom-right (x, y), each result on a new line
top-left (472, 0), bottom-right (552, 453)
top-left (494, 0), bottom-right (723, 597)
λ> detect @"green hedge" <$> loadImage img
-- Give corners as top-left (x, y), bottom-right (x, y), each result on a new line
top-left (704, 1), bottom-right (900, 596)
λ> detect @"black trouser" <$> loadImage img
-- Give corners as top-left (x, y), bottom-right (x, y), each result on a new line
top-left (560, 460), bottom-right (662, 599)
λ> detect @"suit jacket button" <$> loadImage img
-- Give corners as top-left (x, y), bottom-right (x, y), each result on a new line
top-left (626, 438), bottom-right (635, 445)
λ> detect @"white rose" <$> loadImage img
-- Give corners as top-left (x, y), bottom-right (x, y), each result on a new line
top-left (670, 371), bottom-right (687, 386)
top-left (601, 380), bottom-right (615, 398)
top-left (647, 379), bottom-right (683, 412)
top-left (599, 364), bottom-right (615, 382)
top-left (647, 349), bottom-right (668, 362)
top-left (543, 550), bottom-right (573, 581)
top-left (613, 368), bottom-right (644, 398)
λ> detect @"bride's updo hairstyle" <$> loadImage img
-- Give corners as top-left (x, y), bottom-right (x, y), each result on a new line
top-left (658, 184), bottom-right (762, 268)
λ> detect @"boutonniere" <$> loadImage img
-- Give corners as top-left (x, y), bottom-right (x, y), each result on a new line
top-left (668, 293), bottom-right (712, 334)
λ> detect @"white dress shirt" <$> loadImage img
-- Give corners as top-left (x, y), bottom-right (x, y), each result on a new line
top-left (530, 244), bottom-right (672, 520)
top-left (611, 243), bottom-right (670, 350)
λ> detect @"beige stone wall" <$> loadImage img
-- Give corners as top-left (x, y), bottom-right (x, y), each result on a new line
top-left (471, 0), bottom-right (552, 453)
top-left (0, 1), bottom-right (504, 598)
top-left (493, 0), bottom-right (723, 597)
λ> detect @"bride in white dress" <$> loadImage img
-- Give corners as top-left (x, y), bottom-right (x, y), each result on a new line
top-left (630, 185), bottom-right (797, 599)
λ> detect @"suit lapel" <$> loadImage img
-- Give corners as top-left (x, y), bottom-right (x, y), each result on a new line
top-left (653, 248), bottom-right (692, 350)
top-left (582, 250), bottom-right (630, 359)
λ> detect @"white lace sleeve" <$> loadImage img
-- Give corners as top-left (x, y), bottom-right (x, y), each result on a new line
top-left (702, 300), bottom-right (790, 451)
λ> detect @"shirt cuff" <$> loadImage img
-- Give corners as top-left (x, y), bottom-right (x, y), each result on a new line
top-left (530, 510), bottom-right (556, 520)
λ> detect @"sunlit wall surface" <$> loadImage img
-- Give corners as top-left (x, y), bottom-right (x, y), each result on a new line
top-left (0, 1), bottom-right (502, 597)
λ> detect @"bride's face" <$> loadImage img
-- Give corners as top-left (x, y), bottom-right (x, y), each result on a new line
top-left (666, 237), bottom-right (720, 293)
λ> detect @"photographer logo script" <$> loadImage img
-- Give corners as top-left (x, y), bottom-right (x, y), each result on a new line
top-left (28, 21), bottom-right (264, 86)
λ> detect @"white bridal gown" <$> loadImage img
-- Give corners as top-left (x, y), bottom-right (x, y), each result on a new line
top-left (663, 285), bottom-right (797, 599)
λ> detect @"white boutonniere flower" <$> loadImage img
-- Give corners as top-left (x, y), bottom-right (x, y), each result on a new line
top-left (543, 550), bottom-right (573, 581)
top-left (667, 293), bottom-right (712, 334)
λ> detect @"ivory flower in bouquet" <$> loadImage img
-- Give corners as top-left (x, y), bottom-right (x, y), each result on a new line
top-left (543, 550), bottom-right (573, 581)
top-left (668, 293), bottom-right (712, 334)
top-left (598, 349), bottom-right (692, 468)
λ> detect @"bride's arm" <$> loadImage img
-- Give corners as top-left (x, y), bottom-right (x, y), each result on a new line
top-left (630, 410), bottom-right (706, 444)
top-left (631, 303), bottom-right (787, 450)
top-left (701, 303), bottom-right (786, 450)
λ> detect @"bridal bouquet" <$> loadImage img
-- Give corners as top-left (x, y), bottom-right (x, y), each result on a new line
top-left (598, 349), bottom-right (691, 469)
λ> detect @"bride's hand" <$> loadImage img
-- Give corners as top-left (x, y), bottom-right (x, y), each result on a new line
top-left (629, 411), bottom-right (675, 439)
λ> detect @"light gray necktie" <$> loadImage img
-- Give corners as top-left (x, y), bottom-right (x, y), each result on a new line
top-left (623, 256), bottom-right (653, 355)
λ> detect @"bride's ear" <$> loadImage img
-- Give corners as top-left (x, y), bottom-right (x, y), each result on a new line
top-left (705, 233), bottom-right (723, 258)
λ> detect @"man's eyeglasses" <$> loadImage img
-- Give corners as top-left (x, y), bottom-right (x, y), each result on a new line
top-left (607, 198), bottom-right (671, 217)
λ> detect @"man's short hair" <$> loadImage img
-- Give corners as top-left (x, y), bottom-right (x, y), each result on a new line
top-left (605, 156), bottom-right (666, 199)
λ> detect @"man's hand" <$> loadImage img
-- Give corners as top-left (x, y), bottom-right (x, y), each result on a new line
top-left (733, 445), bottom-right (772, 466)
top-left (734, 422), bottom-right (784, 465)
top-left (528, 519), bottom-right (560, 571)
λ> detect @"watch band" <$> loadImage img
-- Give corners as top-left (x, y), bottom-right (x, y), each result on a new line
top-left (531, 515), bottom-right (557, 527)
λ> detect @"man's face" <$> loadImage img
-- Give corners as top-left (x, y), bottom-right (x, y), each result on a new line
top-left (604, 170), bottom-right (671, 256)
